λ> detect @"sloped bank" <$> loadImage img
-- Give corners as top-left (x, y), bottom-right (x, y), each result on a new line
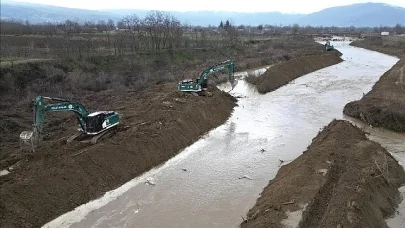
top-left (344, 38), bottom-right (405, 132)
top-left (0, 84), bottom-right (236, 228)
top-left (246, 51), bottom-right (342, 94)
top-left (344, 59), bottom-right (405, 132)
top-left (241, 120), bottom-right (405, 228)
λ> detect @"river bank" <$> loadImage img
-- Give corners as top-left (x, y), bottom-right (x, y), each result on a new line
top-left (0, 85), bottom-right (237, 228)
top-left (40, 43), bottom-right (399, 228)
top-left (344, 36), bottom-right (405, 132)
top-left (245, 51), bottom-right (342, 94)
top-left (241, 120), bottom-right (405, 228)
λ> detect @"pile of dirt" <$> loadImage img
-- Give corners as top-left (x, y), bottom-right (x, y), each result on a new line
top-left (0, 84), bottom-right (236, 228)
top-left (241, 120), bottom-right (405, 228)
top-left (344, 37), bottom-right (405, 133)
top-left (344, 59), bottom-right (405, 132)
top-left (246, 51), bottom-right (342, 94)
top-left (350, 36), bottom-right (405, 57)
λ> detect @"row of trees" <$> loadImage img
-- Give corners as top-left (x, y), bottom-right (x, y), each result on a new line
top-left (0, 11), bottom-right (243, 60)
top-left (1, 11), bottom-right (404, 60)
top-left (118, 11), bottom-right (183, 51)
top-left (2, 15), bottom-right (404, 37)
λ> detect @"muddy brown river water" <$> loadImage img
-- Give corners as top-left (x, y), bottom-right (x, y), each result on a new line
top-left (43, 42), bottom-right (404, 228)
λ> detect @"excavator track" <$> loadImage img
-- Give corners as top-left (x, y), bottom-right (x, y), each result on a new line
top-left (73, 128), bottom-right (117, 144)
top-left (67, 132), bottom-right (83, 143)
top-left (89, 128), bottom-right (116, 144)
top-left (66, 127), bottom-right (117, 144)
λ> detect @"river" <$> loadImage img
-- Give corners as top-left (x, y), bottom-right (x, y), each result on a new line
top-left (43, 42), bottom-right (403, 228)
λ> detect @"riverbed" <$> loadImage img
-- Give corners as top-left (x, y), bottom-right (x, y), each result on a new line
top-left (43, 42), bottom-right (401, 228)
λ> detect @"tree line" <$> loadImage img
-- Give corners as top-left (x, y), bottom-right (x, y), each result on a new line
top-left (1, 11), bottom-right (246, 60)
top-left (1, 11), bottom-right (404, 61)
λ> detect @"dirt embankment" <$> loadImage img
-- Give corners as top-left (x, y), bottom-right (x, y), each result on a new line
top-left (242, 120), bottom-right (405, 228)
top-left (344, 59), bottom-right (405, 132)
top-left (0, 35), bottom-right (332, 227)
top-left (0, 84), bottom-right (236, 228)
top-left (350, 36), bottom-right (405, 57)
top-left (344, 36), bottom-right (405, 132)
top-left (246, 51), bottom-right (342, 94)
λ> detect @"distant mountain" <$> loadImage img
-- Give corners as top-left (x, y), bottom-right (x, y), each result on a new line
top-left (0, 1), bottom-right (120, 23)
top-left (299, 3), bottom-right (405, 27)
top-left (0, 1), bottom-right (404, 27)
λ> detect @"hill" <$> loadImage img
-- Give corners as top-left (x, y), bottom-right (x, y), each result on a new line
top-left (299, 2), bottom-right (405, 27)
top-left (1, 1), bottom-right (404, 26)
top-left (0, 1), bottom-right (120, 23)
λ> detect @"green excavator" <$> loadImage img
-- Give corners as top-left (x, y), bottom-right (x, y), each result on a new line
top-left (325, 41), bottom-right (334, 51)
top-left (178, 60), bottom-right (236, 95)
top-left (20, 96), bottom-right (120, 151)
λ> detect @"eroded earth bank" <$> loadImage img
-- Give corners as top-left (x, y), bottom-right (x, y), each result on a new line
top-left (243, 38), bottom-right (405, 228)
top-left (0, 36), bottom-right (342, 228)
top-left (40, 42), bottom-right (402, 228)
top-left (241, 120), bottom-right (405, 228)
top-left (0, 86), bottom-right (237, 228)
top-left (344, 36), bottom-right (405, 132)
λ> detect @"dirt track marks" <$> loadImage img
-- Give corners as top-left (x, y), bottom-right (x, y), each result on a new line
top-left (298, 163), bottom-right (343, 228)
top-left (399, 64), bottom-right (404, 91)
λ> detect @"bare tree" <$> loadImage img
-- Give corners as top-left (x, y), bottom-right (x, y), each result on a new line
top-left (292, 24), bottom-right (300, 34)
top-left (107, 19), bottom-right (115, 31)
top-left (395, 24), bottom-right (404, 35)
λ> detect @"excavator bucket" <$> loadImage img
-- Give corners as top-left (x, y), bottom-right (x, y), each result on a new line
top-left (230, 79), bottom-right (238, 92)
top-left (20, 131), bottom-right (36, 152)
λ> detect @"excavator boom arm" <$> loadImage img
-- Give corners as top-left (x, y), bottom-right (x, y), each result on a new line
top-left (177, 60), bottom-right (236, 93)
top-left (198, 60), bottom-right (235, 85)
top-left (33, 96), bottom-right (89, 136)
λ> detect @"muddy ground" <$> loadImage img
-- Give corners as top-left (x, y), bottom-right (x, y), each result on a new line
top-left (246, 51), bottom-right (342, 93)
top-left (0, 85), bottom-right (236, 228)
top-left (242, 120), bottom-right (405, 228)
top-left (344, 36), bottom-right (405, 132)
top-left (0, 37), bottom-right (345, 227)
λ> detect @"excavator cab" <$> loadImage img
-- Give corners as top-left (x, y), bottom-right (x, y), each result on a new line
top-left (178, 79), bottom-right (201, 92)
top-left (85, 113), bottom-right (105, 133)
top-left (85, 111), bottom-right (119, 134)
top-left (325, 41), bottom-right (334, 51)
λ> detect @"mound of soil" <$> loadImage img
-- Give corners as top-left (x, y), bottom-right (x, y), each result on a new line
top-left (344, 59), bottom-right (405, 132)
top-left (241, 120), bottom-right (405, 228)
top-left (0, 84), bottom-right (236, 228)
top-left (345, 37), bottom-right (405, 133)
top-left (350, 37), bottom-right (405, 57)
top-left (246, 52), bottom-right (342, 94)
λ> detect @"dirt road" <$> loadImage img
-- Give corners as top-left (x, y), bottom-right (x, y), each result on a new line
top-left (42, 43), bottom-right (399, 228)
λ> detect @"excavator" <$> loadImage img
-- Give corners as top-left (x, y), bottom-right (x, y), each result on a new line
top-left (178, 60), bottom-right (236, 95)
top-left (20, 96), bottom-right (120, 151)
top-left (325, 41), bottom-right (334, 51)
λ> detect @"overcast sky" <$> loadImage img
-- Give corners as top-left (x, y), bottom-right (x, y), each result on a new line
top-left (9, 0), bottom-right (405, 13)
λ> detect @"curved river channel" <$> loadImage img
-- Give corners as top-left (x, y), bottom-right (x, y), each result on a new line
top-left (44, 42), bottom-right (405, 228)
